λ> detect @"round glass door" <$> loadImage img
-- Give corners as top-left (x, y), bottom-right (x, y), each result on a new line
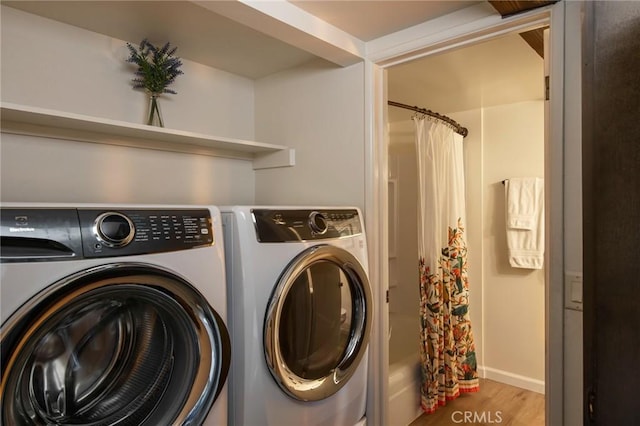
top-left (264, 244), bottom-right (372, 401)
top-left (1, 263), bottom-right (230, 425)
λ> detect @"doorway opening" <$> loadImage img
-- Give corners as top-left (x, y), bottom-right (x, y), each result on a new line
top-left (385, 29), bottom-right (547, 426)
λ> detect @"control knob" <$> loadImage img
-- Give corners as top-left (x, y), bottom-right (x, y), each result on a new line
top-left (94, 212), bottom-right (135, 247)
top-left (308, 211), bottom-right (328, 235)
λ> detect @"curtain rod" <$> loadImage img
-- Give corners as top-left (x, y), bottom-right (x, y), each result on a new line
top-left (388, 100), bottom-right (469, 137)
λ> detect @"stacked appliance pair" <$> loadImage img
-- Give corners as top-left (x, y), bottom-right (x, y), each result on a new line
top-left (221, 206), bottom-right (373, 426)
top-left (0, 204), bottom-right (230, 425)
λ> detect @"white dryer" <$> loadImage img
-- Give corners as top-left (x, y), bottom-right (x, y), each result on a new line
top-left (222, 206), bottom-right (373, 426)
top-left (0, 204), bottom-right (231, 425)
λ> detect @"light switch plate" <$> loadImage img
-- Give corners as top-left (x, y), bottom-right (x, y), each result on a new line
top-left (564, 271), bottom-right (583, 311)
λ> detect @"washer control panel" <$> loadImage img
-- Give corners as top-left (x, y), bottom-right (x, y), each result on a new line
top-left (1, 208), bottom-right (215, 261)
top-left (252, 209), bottom-right (362, 242)
top-left (79, 209), bottom-right (214, 257)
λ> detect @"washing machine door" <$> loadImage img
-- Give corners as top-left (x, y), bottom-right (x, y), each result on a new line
top-left (0, 263), bottom-right (230, 425)
top-left (264, 244), bottom-right (372, 401)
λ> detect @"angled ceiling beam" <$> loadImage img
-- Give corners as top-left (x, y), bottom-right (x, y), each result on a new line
top-left (520, 27), bottom-right (545, 58)
top-left (488, 0), bottom-right (556, 58)
top-left (194, 0), bottom-right (366, 67)
top-left (488, 1), bottom-right (557, 18)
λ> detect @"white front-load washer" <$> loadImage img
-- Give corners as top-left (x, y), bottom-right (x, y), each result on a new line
top-left (0, 204), bottom-right (231, 425)
top-left (221, 206), bottom-right (372, 426)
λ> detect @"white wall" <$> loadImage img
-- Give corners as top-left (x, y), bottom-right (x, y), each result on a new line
top-left (1, 6), bottom-right (367, 207)
top-left (480, 101), bottom-right (545, 390)
top-left (1, 5), bottom-right (256, 205)
top-left (0, 6), bottom-right (255, 138)
top-left (0, 134), bottom-right (254, 205)
top-left (254, 59), bottom-right (366, 210)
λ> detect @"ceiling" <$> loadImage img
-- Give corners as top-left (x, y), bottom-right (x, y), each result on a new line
top-left (3, 1), bottom-right (495, 79)
top-left (2, 1), bottom-right (317, 79)
top-left (290, 1), bottom-right (480, 41)
top-left (387, 31), bottom-right (545, 122)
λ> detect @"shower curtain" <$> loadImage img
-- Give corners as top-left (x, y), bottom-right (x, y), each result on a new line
top-left (414, 116), bottom-right (479, 414)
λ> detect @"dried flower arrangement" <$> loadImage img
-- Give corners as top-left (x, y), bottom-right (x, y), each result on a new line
top-left (126, 39), bottom-right (183, 126)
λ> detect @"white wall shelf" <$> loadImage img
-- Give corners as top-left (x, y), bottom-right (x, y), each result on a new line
top-left (0, 103), bottom-right (295, 170)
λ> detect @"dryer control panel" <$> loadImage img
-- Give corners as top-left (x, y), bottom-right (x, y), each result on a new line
top-left (252, 209), bottom-right (362, 242)
top-left (0, 208), bottom-right (214, 261)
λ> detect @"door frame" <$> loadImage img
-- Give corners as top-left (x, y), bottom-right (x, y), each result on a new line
top-left (364, 2), bottom-right (567, 425)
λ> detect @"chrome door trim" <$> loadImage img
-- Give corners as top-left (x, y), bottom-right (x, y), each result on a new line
top-left (0, 262), bottom-right (230, 425)
top-left (264, 244), bottom-right (372, 401)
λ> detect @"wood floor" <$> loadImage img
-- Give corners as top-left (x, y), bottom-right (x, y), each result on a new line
top-left (408, 379), bottom-right (544, 426)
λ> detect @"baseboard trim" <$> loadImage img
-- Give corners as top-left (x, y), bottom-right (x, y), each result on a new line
top-left (478, 366), bottom-right (545, 394)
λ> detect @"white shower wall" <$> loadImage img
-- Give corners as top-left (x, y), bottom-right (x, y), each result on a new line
top-left (388, 100), bottom-right (545, 395)
top-left (388, 140), bottom-right (420, 366)
top-left (387, 128), bottom-right (423, 426)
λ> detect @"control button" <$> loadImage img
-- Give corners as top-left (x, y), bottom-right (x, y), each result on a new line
top-left (308, 211), bottom-right (328, 235)
top-left (94, 212), bottom-right (135, 248)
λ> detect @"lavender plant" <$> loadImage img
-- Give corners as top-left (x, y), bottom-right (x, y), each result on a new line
top-left (126, 39), bottom-right (183, 126)
top-left (126, 39), bottom-right (183, 95)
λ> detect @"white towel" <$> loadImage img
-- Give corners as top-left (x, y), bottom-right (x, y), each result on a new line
top-left (505, 177), bottom-right (544, 269)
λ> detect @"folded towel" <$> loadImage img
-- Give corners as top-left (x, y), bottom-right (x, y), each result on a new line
top-left (505, 177), bottom-right (544, 269)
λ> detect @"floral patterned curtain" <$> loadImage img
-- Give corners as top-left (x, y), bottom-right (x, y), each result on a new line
top-left (413, 116), bottom-right (479, 414)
